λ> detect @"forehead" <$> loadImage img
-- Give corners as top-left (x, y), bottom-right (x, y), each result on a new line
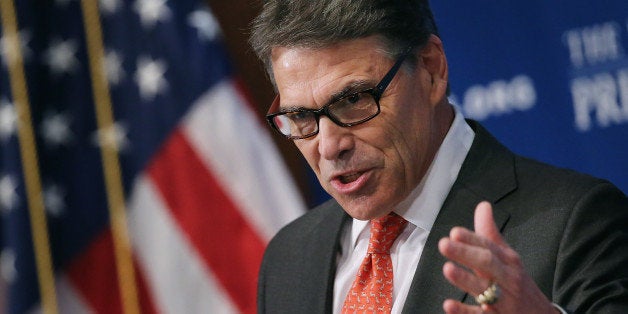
top-left (270, 37), bottom-right (391, 108)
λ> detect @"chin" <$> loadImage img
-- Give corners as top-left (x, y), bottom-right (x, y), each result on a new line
top-left (340, 197), bottom-right (392, 221)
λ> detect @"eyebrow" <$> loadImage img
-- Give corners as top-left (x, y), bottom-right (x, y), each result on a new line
top-left (278, 80), bottom-right (375, 112)
top-left (326, 80), bottom-right (374, 105)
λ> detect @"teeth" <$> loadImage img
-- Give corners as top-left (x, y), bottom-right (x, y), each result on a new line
top-left (340, 173), bottom-right (360, 184)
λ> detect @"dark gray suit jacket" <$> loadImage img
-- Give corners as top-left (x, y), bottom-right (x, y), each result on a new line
top-left (258, 121), bottom-right (628, 313)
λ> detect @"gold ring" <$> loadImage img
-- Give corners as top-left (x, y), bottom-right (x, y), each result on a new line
top-left (475, 282), bottom-right (500, 305)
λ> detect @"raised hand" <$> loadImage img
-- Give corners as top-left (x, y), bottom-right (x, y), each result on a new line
top-left (438, 201), bottom-right (559, 314)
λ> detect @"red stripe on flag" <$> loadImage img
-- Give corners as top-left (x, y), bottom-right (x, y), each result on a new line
top-left (66, 230), bottom-right (158, 314)
top-left (147, 129), bottom-right (265, 314)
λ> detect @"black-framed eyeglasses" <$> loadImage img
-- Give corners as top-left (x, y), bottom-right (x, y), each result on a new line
top-left (266, 47), bottom-right (413, 140)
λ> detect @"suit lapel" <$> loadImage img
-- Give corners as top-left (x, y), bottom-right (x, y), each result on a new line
top-left (402, 120), bottom-right (515, 313)
top-left (301, 203), bottom-right (349, 313)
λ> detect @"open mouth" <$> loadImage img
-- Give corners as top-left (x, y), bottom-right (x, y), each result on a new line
top-left (330, 168), bottom-right (374, 194)
top-left (339, 172), bottom-right (362, 184)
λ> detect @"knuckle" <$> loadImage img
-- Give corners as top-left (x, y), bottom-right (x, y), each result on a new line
top-left (478, 250), bottom-right (495, 267)
top-left (509, 271), bottom-right (525, 294)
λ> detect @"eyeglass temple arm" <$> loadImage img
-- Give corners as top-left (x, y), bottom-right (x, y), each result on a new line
top-left (267, 95), bottom-right (280, 115)
top-left (375, 46), bottom-right (414, 94)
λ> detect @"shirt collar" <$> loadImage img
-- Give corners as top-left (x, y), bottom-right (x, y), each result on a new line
top-left (351, 105), bottom-right (475, 245)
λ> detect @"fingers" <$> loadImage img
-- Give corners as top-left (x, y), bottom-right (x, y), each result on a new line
top-left (439, 225), bottom-right (521, 283)
top-left (442, 261), bottom-right (491, 296)
top-left (439, 202), bottom-right (522, 278)
top-left (447, 226), bottom-right (519, 267)
top-left (439, 236), bottom-right (503, 280)
top-left (443, 299), bottom-right (496, 314)
top-left (474, 201), bottom-right (507, 247)
top-left (441, 201), bottom-right (557, 314)
top-left (438, 201), bottom-right (513, 310)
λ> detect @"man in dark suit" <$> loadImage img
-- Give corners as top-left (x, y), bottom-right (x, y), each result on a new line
top-left (250, 1), bottom-right (628, 313)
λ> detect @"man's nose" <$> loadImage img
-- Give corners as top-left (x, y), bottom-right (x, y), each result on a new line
top-left (317, 117), bottom-right (354, 160)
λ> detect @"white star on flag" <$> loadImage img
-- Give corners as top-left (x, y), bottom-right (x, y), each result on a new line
top-left (92, 121), bottom-right (130, 152)
top-left (103, 50), bottom-right (125, 86)
top-left (44, 184), bottom-right (66, 217)
top-left (0, 175), bottom-right (19, 213)
top-left (188, 9), bottom-right (221, 42)
top-left (0, 30), bottom-right (32, 67)
top-left (133, 0), bottom-right (172, 29)
top-left (41, 112), bottom-right (74, 146)
top-left (135, 56), bottom-right (168, 101)
top-left (44, 39), bottom-right (80, 76)
top-left (0, 98), bottom-right (17, 142)
top-left (0, 248), bottom-right (17, 284)
top-left (99, 0), bottom-right (121, 15)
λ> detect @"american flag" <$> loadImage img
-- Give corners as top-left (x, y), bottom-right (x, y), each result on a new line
top-left (0, 0), bottom-right (305, 313)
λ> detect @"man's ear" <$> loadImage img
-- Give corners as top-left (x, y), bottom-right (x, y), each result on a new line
top-left (419, 35), bottom-right (448, 105)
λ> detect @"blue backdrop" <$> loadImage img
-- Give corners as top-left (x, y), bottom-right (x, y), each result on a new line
top-left (309, 1), bottom-right (627, 206)
top-left (430, 1), bottom-right (627, 194)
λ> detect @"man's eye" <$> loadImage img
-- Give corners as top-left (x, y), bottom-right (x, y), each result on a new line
top-left (346, 93), bottom-right (362, 104)
top-left (287, 111), bottom-right (311, 121)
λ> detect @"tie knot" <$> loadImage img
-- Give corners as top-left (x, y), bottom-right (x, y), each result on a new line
top-left (368, 212), bottom-right (407, 254)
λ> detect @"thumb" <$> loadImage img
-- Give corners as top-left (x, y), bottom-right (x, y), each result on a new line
top-left (474, 201), bottom-right (506, 247)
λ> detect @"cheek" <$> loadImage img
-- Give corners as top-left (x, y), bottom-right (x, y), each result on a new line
top-left (376, 108), bottom-right (431, 184)
top-left (295, 140), bottom-right (321, 173)
top-left (358, 123), bottom-right (409, 177)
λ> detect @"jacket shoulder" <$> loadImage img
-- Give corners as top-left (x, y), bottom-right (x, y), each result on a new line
top-left (267, 199), bottom-right (345, 249)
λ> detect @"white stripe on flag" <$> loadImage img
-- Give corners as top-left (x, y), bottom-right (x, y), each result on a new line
top-left (182, 80), bottom-right (305, 241)
top-left (57, 276), bottom-right (95, 314)
top-left (29, 276), bottom-right (95, 314)
top-left (128, 175), bottom-right (238, 314)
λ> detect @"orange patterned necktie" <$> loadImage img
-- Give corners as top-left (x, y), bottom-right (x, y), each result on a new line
top-left (342, 212), bottom-right (408, 313)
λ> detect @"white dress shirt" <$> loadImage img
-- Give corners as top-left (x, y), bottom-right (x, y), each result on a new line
top-left (333, 106), bottom-right (475, 313)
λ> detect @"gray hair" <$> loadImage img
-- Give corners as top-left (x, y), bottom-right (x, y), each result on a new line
top-left (249, 0), bottom-right (439, 82)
